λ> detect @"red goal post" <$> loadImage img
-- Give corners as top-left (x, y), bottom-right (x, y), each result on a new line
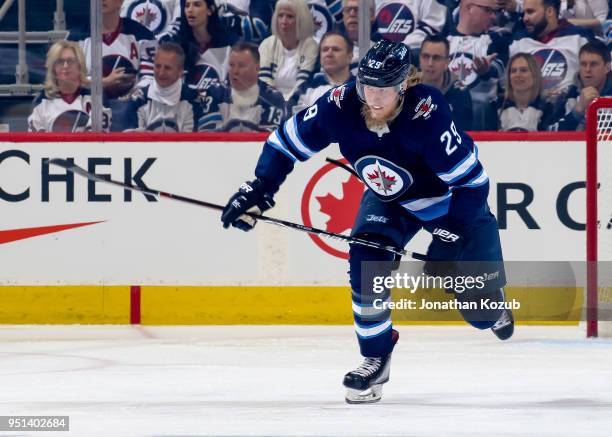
top-left (586, 97), bottom-right (612, 338)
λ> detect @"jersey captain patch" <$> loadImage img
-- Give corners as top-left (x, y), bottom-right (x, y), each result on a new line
top-left (354, 156), bottom-right (413, 201)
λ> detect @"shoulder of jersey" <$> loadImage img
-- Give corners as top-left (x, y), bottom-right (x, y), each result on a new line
top-left (121, 17), bottom-right (156, 40)
top-left (258, 80), bottom-right (285, 103)
top-left (322, 80), bottom-right (357, 110)
top-left (307, 72), bottom-right (331, 88)
top-left (66, 26), bottom-right (89, 42)
top-left (557, 21), bottom-right (594, 39)
top-left (404, 84), bottom-right (446, 121)
top-left (180, 83), bottom-right (199, 101)
top-left (32, 91), bottom-right (47, 105)
top-left (201, 82), bottom-right (229, 100)
top-left (129, 85), bottom-right (149, 102)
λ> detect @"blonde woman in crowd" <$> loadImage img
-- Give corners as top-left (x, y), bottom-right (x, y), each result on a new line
top-left (258, 0), bottom-right (318, 99)
top-left (28, 40), bottom-right (111, 132)
top-left (498, 52), bottom-right (553, 131)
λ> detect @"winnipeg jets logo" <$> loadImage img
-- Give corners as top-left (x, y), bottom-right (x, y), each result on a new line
top-left (367, 161), bottom-right (397, 194)
top-left (533, 49), bottom-right (568, 91)
top-left (355, 156), bottom-right (413, 201)
top-left (412, 96), bottom-right (437, 120)
top-left (375, 3), bottom-right (415, 42)
top-left (308, 3), bottom-right (333, 41)
top-left (449, 52), bottom-right (477, 88)
top-left (328, 85), bottom-right (346, 108)
top-left (127, 0), bottom-right (167, 34)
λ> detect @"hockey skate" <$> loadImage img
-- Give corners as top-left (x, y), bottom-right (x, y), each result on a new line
top-left (491, 309), bottom-right (514, 340)
top-left (343, 329), bottom-right (399, 404)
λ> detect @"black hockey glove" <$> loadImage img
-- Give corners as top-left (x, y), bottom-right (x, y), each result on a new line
top-left (423, 227), bottom-right (463, 278)
top-left (221, 179), bottom-right (275, 231)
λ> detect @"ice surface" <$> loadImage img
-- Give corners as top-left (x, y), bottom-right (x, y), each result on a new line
top-left (0, 325), bottom-right (611, 437)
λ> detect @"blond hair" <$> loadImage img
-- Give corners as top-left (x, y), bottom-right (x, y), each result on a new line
top-left (44, 40), bottom-right (88, 98)
top-left (271, 0), bottom-right (315, 42)
top-left (504, 52), bottom-right (542, 104)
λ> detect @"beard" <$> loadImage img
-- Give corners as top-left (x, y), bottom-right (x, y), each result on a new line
top-left (528, 15), bottom-right (549, 38)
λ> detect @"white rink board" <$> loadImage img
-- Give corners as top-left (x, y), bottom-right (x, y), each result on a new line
top-left (0, 140), bottom-right (587, 285)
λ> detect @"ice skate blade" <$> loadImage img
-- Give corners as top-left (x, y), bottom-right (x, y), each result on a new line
top-left (345, 384), bottom-right (383, 404)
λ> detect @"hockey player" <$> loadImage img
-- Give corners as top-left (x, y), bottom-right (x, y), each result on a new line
top-left (220, 40), bottom-right (514, 404)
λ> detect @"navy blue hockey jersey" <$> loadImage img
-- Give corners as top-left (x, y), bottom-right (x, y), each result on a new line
top-left (255, 82), bottom-right (489, 228)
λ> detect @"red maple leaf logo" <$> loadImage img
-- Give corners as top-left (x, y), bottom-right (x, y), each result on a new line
top-left (367, 169), bottom-right (396, 194)
top-left (136, 8), bottom-right (157, 26)
top-left (316, 176), bottom-right (364, 234)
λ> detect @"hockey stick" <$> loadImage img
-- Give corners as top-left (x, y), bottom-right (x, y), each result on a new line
top-left (325, 157), bottom-right (359, 178)
top-left (48, 158), bottom-right (425, 259)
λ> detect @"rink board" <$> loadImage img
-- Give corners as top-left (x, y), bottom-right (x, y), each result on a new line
top-left (0, 132), bottom-right (595, 323)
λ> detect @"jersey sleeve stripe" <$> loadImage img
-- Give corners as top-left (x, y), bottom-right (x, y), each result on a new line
top-left (352, 299), bottom-right (390, 317)
top-left (400, 192), bottom-right (452, 221)
top-left (267, 130), bottom-right (298, 161)
top-left (283, 114), bottom-right (316, 159)
top-left (436, 151), bottom-right (477, 183)
top-left (455, 168), bottom-right (489, 188)
top-left (354, 320), bottom-right (392, 339)
top-left (400, 192), bottom-right (452, 211)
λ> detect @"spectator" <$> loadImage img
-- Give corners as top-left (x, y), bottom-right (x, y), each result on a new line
top-left (177, 0), bottom-right (239, 94)
top-left (373, 1), bottom-right (448, 51)
top-left (215, 0), bottom-right (276, 44)
top-left (509, 0), bottom-right (594, 103)
top-left (259, 0), bottom-right (319, 99)
top-left (28, 41), bottom-right (111, 132)
top-left (121, 0), bottom-right (182, 41)
top-left (549, 39), bottom-right (612, 130)
top-left (560, 0), bottom-right (609, 34)
top-left (448, 0), bottom-right (510, 130)
top-left (308, 0), bottom-right (344, 42)
top-left (338, 0), bottom-right (378, 74)
top-left (498, 52), bottom-right (553, 130)
top-left (68, 0), bottom-right (158, 99)
top-left (199, 41), bottom-right (286, 132)
top-left (125, 42), bottom-right (202, 132)
top-left (291, 31), bottom-right (354, 113)
top-left (419, 34), bottom-right (474, 130)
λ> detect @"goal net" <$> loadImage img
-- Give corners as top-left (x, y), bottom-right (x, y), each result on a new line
top-left (586, 98), bottom-right (612, 337)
